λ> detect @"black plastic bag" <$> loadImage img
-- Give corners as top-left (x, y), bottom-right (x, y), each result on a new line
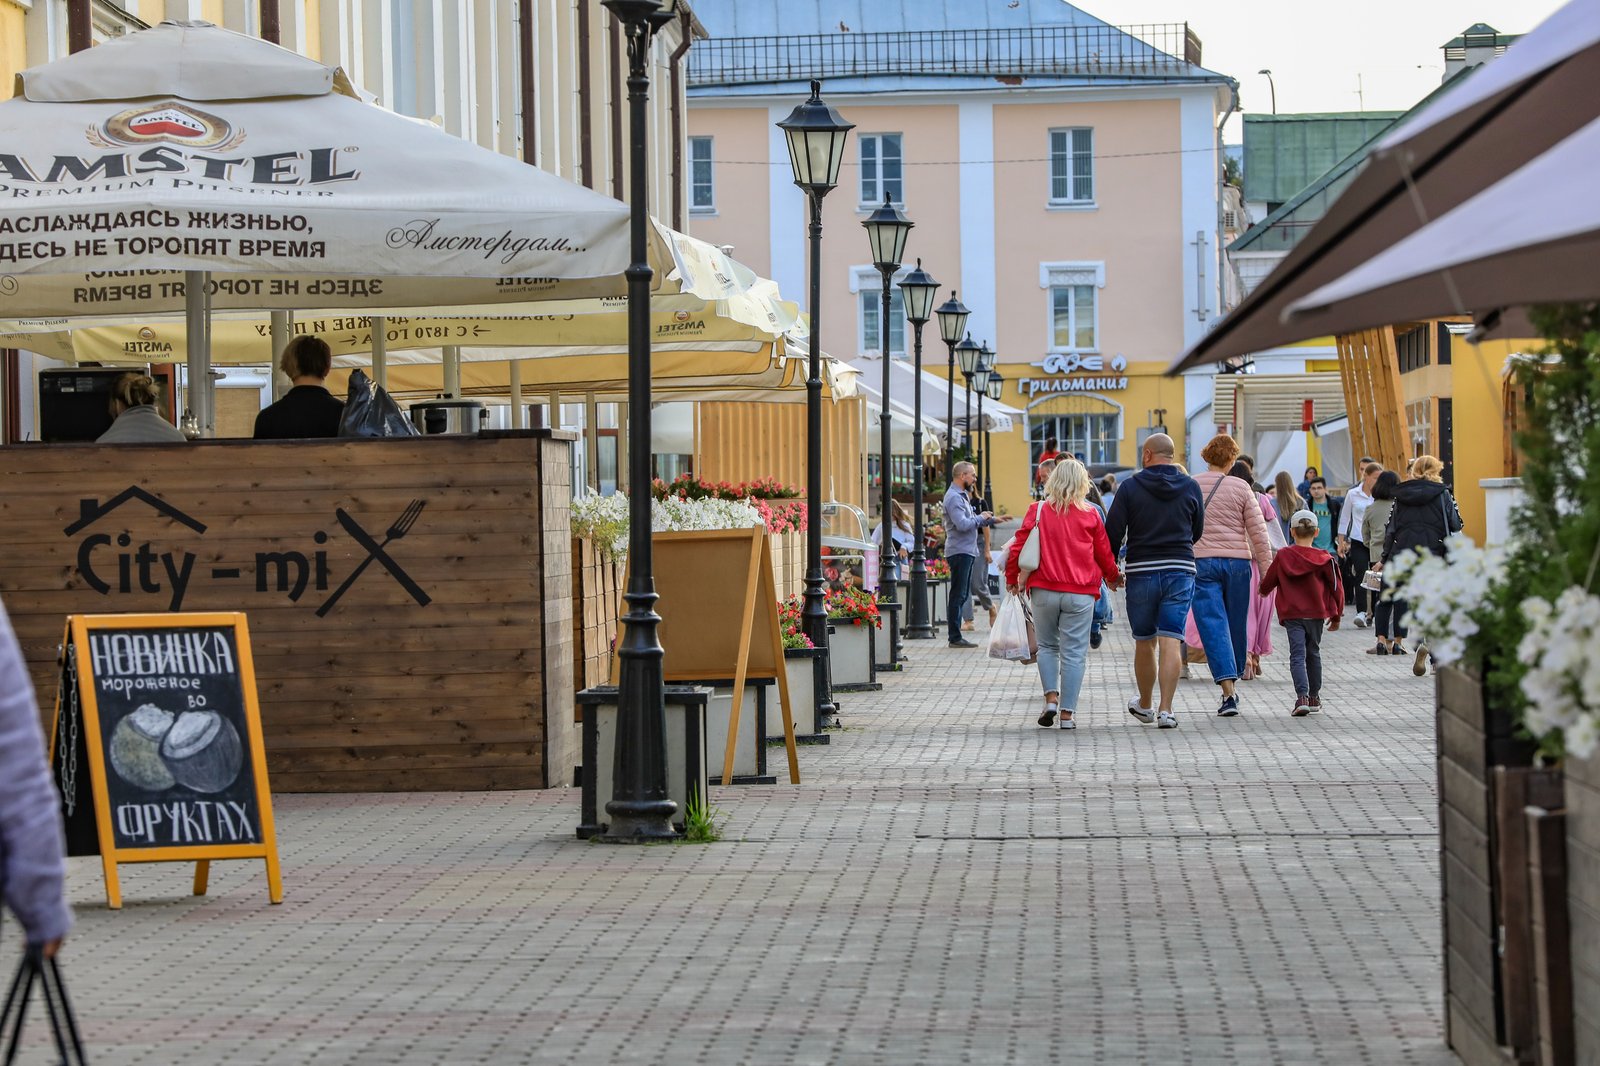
top-left (338, 369), bottom-right (419, 438)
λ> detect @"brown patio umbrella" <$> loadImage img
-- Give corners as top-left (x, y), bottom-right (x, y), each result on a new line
top-left (1168, 0), bottom-right (1600, 372)
top-left (1283, 115), bottom-right (1600, 335)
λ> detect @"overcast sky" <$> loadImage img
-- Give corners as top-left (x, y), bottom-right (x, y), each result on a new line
top-left (1109, 0), bottom-right (1566, 126)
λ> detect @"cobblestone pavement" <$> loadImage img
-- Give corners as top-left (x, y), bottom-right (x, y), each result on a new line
top-left (23, 598), bottom-right (1455, 1065)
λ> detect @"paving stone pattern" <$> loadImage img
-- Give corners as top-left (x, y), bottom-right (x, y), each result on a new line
top-left (21, 601), bottom-right (1457, 1064)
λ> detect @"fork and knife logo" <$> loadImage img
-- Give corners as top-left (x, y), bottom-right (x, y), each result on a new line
top-left (314, 499), bottom-right (431, 618)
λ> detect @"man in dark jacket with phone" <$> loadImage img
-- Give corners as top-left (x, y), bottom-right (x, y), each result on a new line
top-left (1104, 433), bottom-right (1205, 729)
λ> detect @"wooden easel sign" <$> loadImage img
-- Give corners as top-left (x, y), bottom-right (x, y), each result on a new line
top-left (615, 526), bottom-right (800, 787)
top-left (50, 613), bottom-right (283, 909)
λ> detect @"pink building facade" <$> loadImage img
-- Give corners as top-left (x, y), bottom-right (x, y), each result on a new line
top-left (685, 1), bottom-right (1238, 513)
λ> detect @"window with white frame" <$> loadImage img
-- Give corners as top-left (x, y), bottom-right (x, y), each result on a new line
top-left (689, 136), bottom-right (714, 211)
top-left (1040, 263), bottom-right (1104, 352)
top-left (860, 287), bottom-right (906, 358)
top-left (859, 133), bottom-right (904, 206)
top-left (1049, 128), bottom-right (1094, 204)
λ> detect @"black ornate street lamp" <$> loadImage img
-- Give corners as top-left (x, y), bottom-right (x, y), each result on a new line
top-left (899, 260), bottom-right (940, 640)
top-left (984, 367), bottom-right (1005, 506)
top-left (934, 291), bottom-right (969, 486)
top-left (971, 351), bottom-right (993, 507)
top-left (599, 0), bottom-right (681, 842)
top-left (777, 81), bottom-right (853, 723)
top-left (862, 194), bottom-right (913, 654)
top-left (955, 333), bottom-right (982, 477)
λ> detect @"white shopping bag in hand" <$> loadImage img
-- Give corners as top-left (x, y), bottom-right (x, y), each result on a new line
top-left (988, 592), bottom-right (1034, 662)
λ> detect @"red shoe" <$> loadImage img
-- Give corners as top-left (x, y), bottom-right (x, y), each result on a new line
top-left (1308, 695), bottom-right (1323, 714)
top-left (1292, 694), bottom-right (1311, 717)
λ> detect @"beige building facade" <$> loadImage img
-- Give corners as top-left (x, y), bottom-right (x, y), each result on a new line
top-left (684, 1), bottom-right (1237, 515)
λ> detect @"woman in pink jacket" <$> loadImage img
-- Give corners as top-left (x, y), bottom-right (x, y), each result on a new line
top-left (1191, 436), bottom-right (1275, 717)
top-left (1005, 459), bottom-right (1122, 730)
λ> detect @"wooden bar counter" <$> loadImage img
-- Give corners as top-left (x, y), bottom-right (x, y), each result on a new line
top-left (0, 431), bottom-right (578, 793)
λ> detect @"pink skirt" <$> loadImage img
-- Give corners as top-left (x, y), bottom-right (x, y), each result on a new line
top-left (1184, 562), bottom-right (1274, 657)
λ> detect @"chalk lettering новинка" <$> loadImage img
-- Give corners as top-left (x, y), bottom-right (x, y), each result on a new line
top-left (89, 630), bottom-right (237, 677)
top-left (114, 799), bottom-right (257, 844)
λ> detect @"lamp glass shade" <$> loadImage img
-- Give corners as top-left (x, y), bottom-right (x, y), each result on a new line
top-left (776, 81), bottom-right (854, 192)
top-left (978, 343), bottom-right (996, 373)
top-left (862, 196), bottom-right (912, 270)
top-left (985, 373), bottom-right (1004, 401)
top-left (899, 259), bottom-right (940, 324)
top-left (955, 334), bottom-right (982, 375)
top-left (935, 291), bottom-right (970, 345)
top-left (971, 366), bottom-right (991, 393)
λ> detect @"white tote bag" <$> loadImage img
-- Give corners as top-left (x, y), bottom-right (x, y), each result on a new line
top-left (1017, 503), bottom-right (1043, 582)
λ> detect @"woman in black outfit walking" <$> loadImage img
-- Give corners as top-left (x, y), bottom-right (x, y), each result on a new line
top-left (1376, 455), bottom-right (1463, 676)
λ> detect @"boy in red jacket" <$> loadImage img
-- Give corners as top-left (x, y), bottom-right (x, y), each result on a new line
top-left (1258, 509), bottom-right (1343, 716)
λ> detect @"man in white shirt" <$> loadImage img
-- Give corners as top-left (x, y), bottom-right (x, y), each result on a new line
top-left (1337, 461), bottom-right (1383, 626)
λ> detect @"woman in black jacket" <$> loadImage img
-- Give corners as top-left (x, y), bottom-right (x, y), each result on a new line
top-left (1378, 455), bottom-right (1463, 675)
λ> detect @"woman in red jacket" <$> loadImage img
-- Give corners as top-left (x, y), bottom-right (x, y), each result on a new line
top-left (1006, 458), bottom-right (1123, 730)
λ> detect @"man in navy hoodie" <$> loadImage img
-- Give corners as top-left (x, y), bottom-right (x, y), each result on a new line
top-left (1104, 433), bottom-right (1205, 729)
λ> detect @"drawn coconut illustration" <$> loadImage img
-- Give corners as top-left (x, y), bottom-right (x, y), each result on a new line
top-left (108, 704), bottom-right (177, 791)
top-left (159, 710), bottom-right (243, 793)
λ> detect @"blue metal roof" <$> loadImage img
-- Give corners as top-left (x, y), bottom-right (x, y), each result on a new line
top-left (685, 0), bottom-right (1230, 95)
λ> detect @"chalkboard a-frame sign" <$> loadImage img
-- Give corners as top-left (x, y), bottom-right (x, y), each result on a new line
top-left (50, 613), bottom-right (283, 909)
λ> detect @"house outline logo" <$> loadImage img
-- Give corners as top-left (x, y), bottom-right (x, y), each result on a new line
top-left (64, 487), bottom-right (207, 537)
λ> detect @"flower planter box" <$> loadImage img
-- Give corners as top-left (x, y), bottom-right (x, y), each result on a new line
top-left (1565, 753), bottom-right (1600, 1062)
top-left (783, 647), bottom-right (829, 740)
top-left (876, 600), bottom-right (904, 673)
top-left (829, 621), bottom-right (880, 691)
top-left (576, 685), bottom-right (710, 839)
top-left (928, 579), bottom-right (949, 628)
top-left (1435, 664), bottom-right (1538, 1065)
top-left (703, 678), bottom-right (777, 783)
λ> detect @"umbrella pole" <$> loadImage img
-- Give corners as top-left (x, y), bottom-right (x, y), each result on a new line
top-left (509, 360), bottom-right (523, 428)
top-left (184, 271), bottom-right (206, 438)
top-left (443, 345), bottom-right (461, 398)
top-left (270, 312), bottom-right (291, 402)
top-left (585, 391), bottom-right (600, 493)
top-left (371, 317), bottom-right (388, 390)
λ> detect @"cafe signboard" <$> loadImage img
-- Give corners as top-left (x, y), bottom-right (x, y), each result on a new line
top-left (1017, 353), bottom-right (1130, 399)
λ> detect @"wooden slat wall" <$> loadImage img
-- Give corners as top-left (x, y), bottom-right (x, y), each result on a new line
top-left (695, 396), bottom-right (865, 512)
top-left (0, 434), bottom-right (576, 793)
top-left (1436, 667), bottom-right (1538, 1065)
top-left (1565, 754), bottom-right (1600, 1063)
top-left (1336, 328), bottom-right (1411, 474)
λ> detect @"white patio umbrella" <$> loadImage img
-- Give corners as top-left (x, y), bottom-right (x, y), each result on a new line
top-left (0, 20), bottom-right (758, 427)
top-left (1170, 0), bottom-right (1600, 370)
top-left (1284, 114), bottom-right (1600, 334)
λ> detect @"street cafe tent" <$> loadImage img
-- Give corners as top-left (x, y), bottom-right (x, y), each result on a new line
top-left (1283, 115), bottom-right (1600, 335)
top-left (1169, 0), bottom-right (1600, 370)
top-left (841, 353), bottom-right (1019, 438)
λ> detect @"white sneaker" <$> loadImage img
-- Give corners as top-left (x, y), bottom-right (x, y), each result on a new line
top-left (1157, 711), bottom-right (1178, 729)
top-left (1059, 711), bottom-right (1076, 730)
top-left (1354, 612), bottom-right (1369, 628)
top-left (1127, 699), bottom-right (1155, 724)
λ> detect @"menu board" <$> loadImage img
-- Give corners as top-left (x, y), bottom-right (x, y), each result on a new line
top-left (51, 613), bottom-right (282, 908)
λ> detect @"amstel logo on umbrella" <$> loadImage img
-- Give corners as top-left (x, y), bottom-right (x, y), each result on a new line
top-left (92, 102), bottom-right (244, 151)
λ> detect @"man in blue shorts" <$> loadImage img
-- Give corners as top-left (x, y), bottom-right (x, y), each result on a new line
top-left (1104, 433), bottom-right (1204, 729)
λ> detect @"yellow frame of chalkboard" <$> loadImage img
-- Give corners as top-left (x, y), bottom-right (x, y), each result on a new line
top-left (613, 526), bottom-right (800, 787)
top-left (51, 612), bottom-right (283, 910)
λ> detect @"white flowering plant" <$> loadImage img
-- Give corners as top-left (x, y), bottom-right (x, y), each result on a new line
top-left (1383, 536), bottom-right (1507, 668)
top-left (571, 492), bottom-right (762, 559)
top-left (1380, 305), bottom-right (1600, 759)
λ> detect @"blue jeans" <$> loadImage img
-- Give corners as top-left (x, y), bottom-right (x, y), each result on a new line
top-left (1032, 590), bottom-right (1096, 710)
top-left (1286, 618), bottom-right (1324, 697)
top-left (1192, 557), bottom-right (1253, 684)
top-left (1092, 581), bottom-right (1111, 636)
top-left (947, 552), bottom-right (975, 642)
top-left (1124, 570), bottom-right (1194, 641)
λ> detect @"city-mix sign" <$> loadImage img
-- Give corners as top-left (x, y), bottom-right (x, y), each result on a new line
top-left (1018, 353), bottom-right (1130, 399)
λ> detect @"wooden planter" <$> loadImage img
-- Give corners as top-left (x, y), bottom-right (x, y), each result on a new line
top-left (829, 620), bottom-right (879, 691)
top-left (1436, 665), bottom-right (1538, 1064)
top-left (1567, 753), bottom-right (1600, 1062)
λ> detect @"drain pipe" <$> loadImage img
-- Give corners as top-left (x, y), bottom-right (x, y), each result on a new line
top-left (259, 0), bottom-right (280, 43)
top-left (668, 10), bottom-right (694, 230)
top-left (518, 0), bottom-right (537, 165)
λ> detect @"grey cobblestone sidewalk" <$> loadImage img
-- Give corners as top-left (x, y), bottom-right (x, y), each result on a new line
top-left (17, 602), bottom-right (1454, 1065)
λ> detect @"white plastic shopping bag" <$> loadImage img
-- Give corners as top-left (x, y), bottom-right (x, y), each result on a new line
top-left (988, 592), bottom-right (1034, 662)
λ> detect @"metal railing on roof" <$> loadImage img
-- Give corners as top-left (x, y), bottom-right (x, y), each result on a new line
top-left (687, 23), bottom-right (1203, 88)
